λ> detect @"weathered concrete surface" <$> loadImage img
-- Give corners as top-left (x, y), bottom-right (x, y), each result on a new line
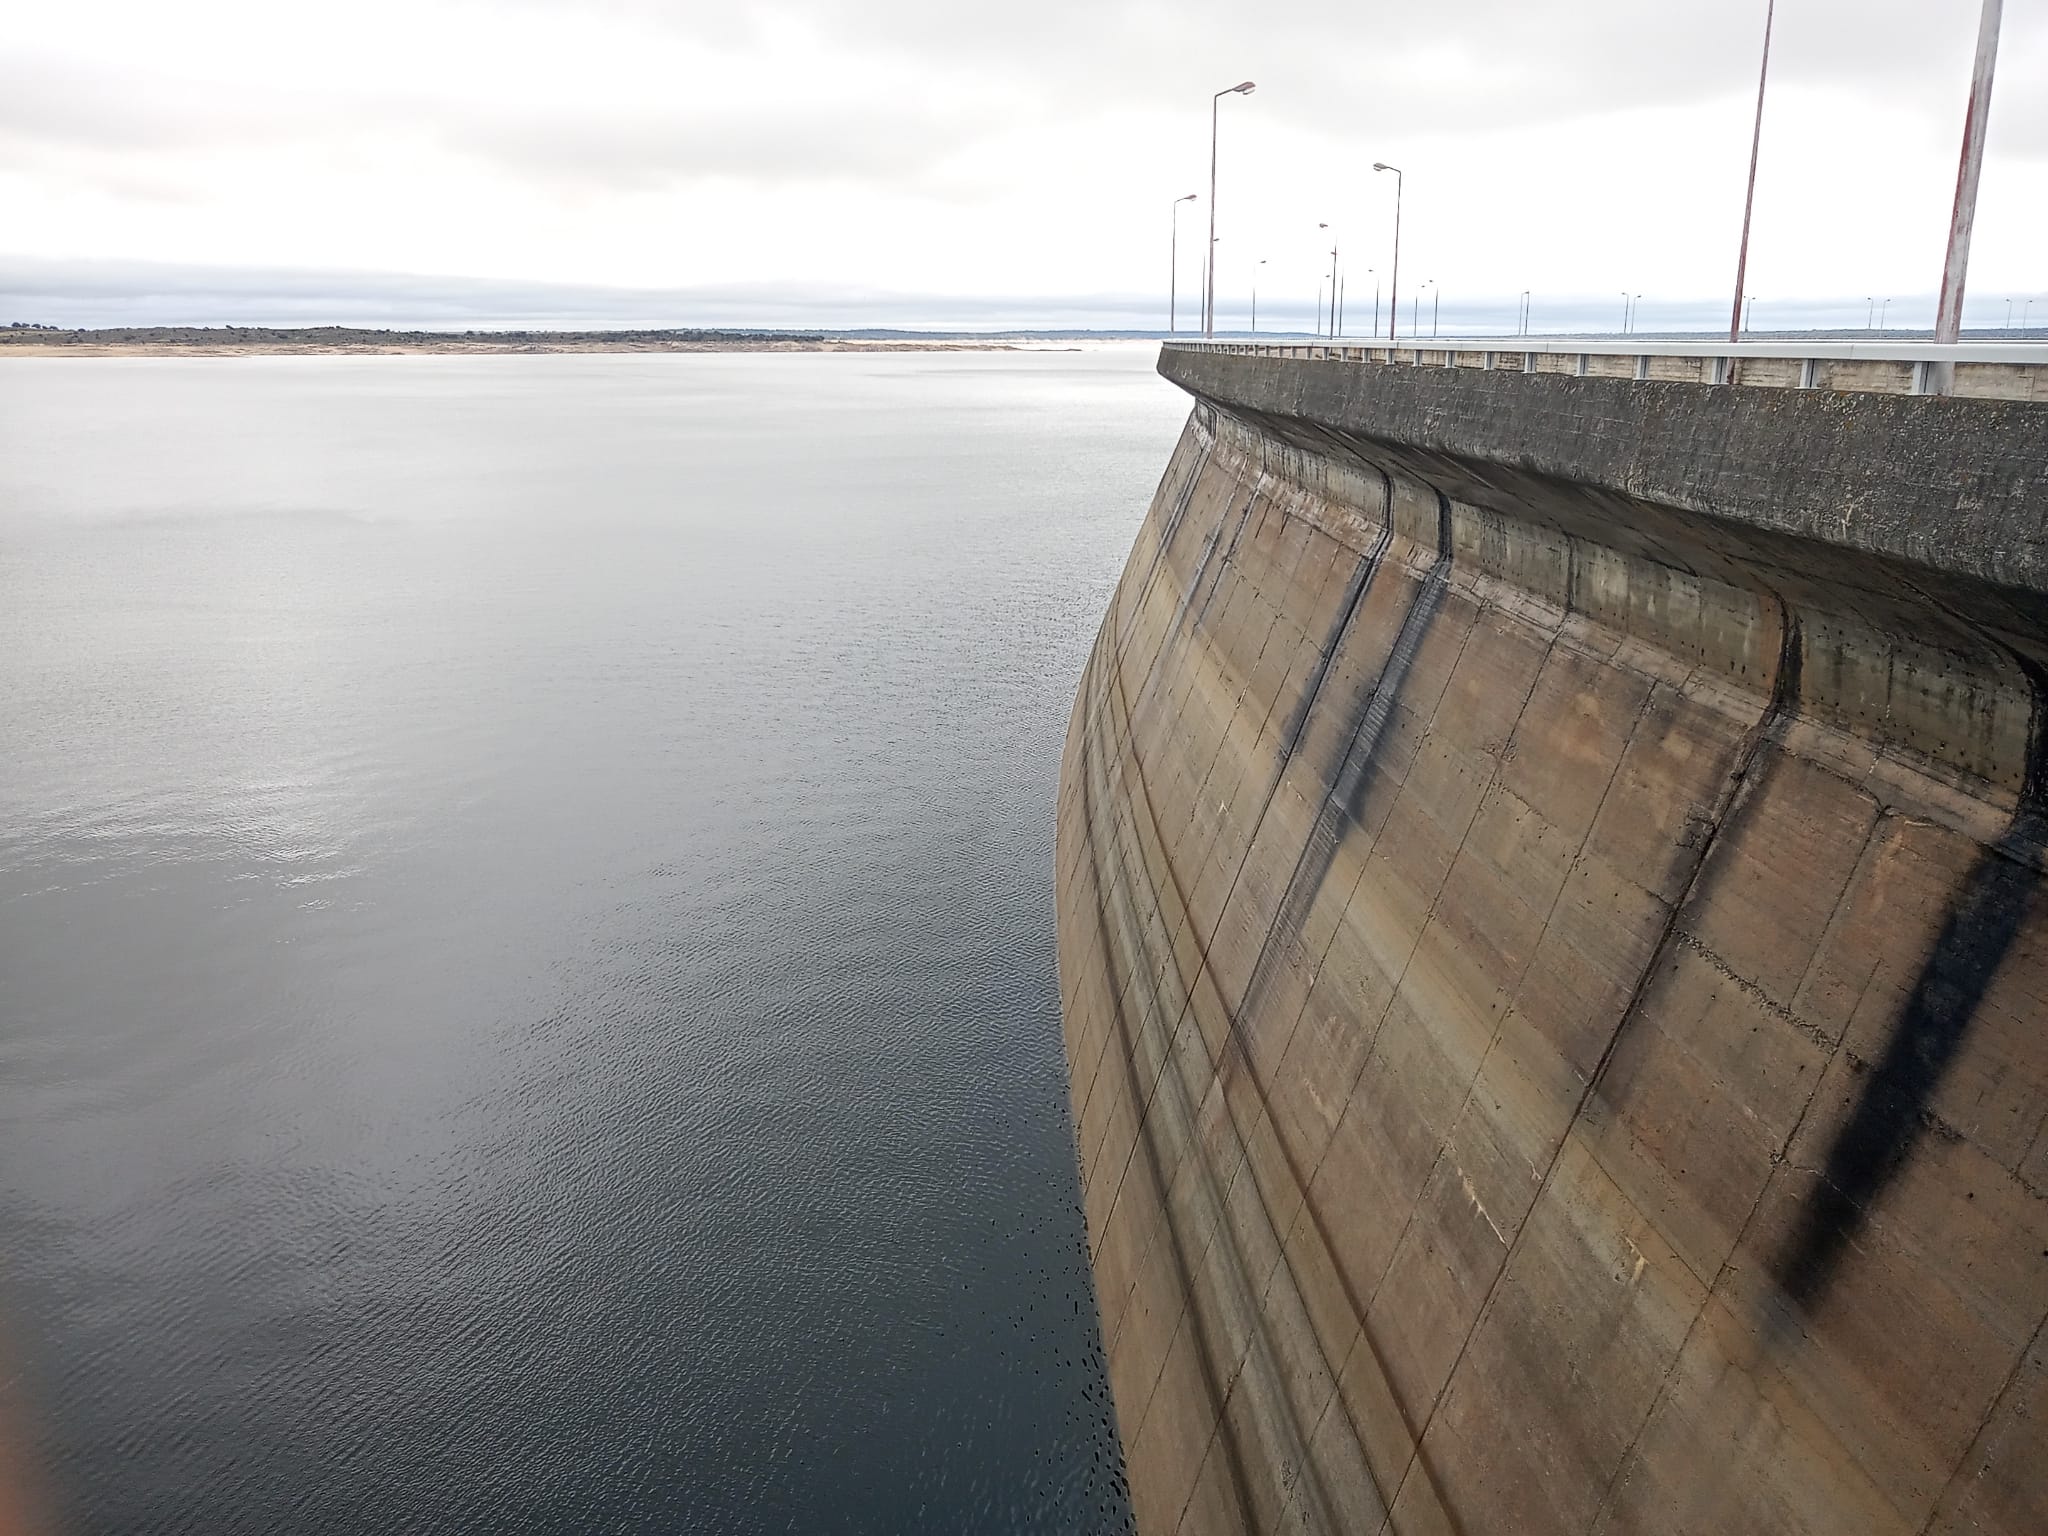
top-left (1056, 349), bottom-right (2048, 1535)
top-left (1194, 338), bottom-right (2048, 404)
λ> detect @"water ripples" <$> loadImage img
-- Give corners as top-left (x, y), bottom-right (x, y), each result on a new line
top-left (0, 350), bottom-right (1186, 1534)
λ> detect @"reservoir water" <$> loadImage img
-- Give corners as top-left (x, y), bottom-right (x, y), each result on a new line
top-left (0, 348), bottom-right (1187, 1534)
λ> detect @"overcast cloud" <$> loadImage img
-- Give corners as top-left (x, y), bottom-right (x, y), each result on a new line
top-left (3, 0), bottom-right (2043, 331)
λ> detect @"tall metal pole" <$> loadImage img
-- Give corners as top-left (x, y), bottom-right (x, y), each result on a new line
top-left (1329, 239), bottom-right (1340, 336)
top-left (1338, 276), bottom-right (1346, 337)
top-left (1204, 82), bottom-right (1256, 339)
top-left (1318, 223), bottom-right (1332, 336)
top-left (1730, 0), bottom-right (1776, 343)
top-left (1935, 0), bottom-right (2003, 352)
top-left (1206, 95), bottom-right (1218, 336)
top-left (1252, 258), bottom-right (1266, 334)
top-left (1432, 286), bottom-right (1440, 338)
top-left (1372, 272), bottom-right (1381, 339)
top-left (1375, 163), bottom-right (1402, 343)
top-left (1169, 194), bottom-right (1195, 333)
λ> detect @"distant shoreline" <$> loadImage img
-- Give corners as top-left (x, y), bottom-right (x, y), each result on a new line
top-left (0, 326), bottom-right (1038, 358)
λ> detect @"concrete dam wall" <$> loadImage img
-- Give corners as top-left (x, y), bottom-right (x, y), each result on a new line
top-left (1055, 345), bottom-right (2048, 1535)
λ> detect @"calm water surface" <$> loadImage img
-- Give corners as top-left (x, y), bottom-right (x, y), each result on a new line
top-left (0, 349), bottom-right (1188, 1534)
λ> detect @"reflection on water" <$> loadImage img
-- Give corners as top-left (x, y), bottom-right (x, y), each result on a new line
top-left (0, 349), bottom-right (1187, 1534)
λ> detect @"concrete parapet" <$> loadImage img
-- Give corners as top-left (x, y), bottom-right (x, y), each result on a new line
top-left (1176, 338), bottom-right (2048, 403)
top-left (1056, 346), bottom-right (2048, 1534)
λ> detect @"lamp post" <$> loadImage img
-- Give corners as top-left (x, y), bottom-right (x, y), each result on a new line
top-left (1251, 258), bottom-right (1267, 333)
top-left (1319, 222), bottom-right (1339, 338)
top-left (1730, 0), bottom-right (1777, 343)
top-left (1520, 290), bottom-right (1530, 336)
top-left (1880, 297), bottom-right (1890, 329)
top-left (1169, 193), bottom-right (1197, 333)
top-left (1432, 285), bottom-right (1441, 338)
top-left (1866, 296), bottom-right (1875, 329)
top-left (1934, 0), bottom-right (2002, 359)
top-left (1621, 292), bottom-right (1631, 334)
top-left (1204, 81), bottom-right (1257, 338)
top-left (1414, 280), bottom-right (1431, 339)
top-left (1373, 162), bottom-right (1402, 343)
top-left (1368, 269), bottom-right (1379, 339)
top-left (1631, 293), bottom-right (1643, 336)
top-left (1745, 295), bottom-right (1756, 333)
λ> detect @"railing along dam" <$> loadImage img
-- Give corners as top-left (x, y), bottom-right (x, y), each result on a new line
top-left (1055, 340), bottom-right (2048, 1535)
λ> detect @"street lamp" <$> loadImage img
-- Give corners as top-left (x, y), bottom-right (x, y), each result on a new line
top-left (1519, 290), bottom-right (1531, 336)
top-left (1934, 0), bottom-right (2003, 357)
top-left (1432, 284), bottom-right (1441, 338)
top-left (1204, 81), bottom-right (1257, 338)
top-left (1620, 292), bottom-right (1630, 334)
top-left (1866, 296), bottom-right (1875, 330)
top-left (1631, 293), bottom-right (1643, 336)
top-left (1251, 258), bottom-right (1268, 334)
top-left (1169, 193), bottom-right (1197, 333)
top-left (1745, 295), bottom-right (1757, 333)
top-left (1319, 222), bottom-right (1339, 338)
top-left (1369, 269), bottom-right (1380, 339)
top-left (1373, 162), bottom-right (1402, 343)
top-left (1880, 297), bottom-right (1890, 329)
top-left (1730, 0), bottom-right (1777, 343)
top-left (1414, 279), bottom-right (1431, 339)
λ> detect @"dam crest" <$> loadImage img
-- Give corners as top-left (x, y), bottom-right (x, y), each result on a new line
top-left (1056, 341), bottom-right (2048, 1535)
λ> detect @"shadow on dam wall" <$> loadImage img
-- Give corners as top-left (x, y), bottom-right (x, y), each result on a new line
top-left (1054, 350), bottom-right (2048, 1536)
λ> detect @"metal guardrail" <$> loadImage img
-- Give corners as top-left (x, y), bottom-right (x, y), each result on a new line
top-left (1165, 337), bottom-right (2048, 402)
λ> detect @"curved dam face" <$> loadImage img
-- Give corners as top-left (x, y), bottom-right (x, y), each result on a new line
top-left (1055, 347), bottom-right (2048, 1536)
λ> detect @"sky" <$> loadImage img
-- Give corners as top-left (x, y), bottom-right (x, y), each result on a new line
top-left (4, 0), bottom-right (2045, 333)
